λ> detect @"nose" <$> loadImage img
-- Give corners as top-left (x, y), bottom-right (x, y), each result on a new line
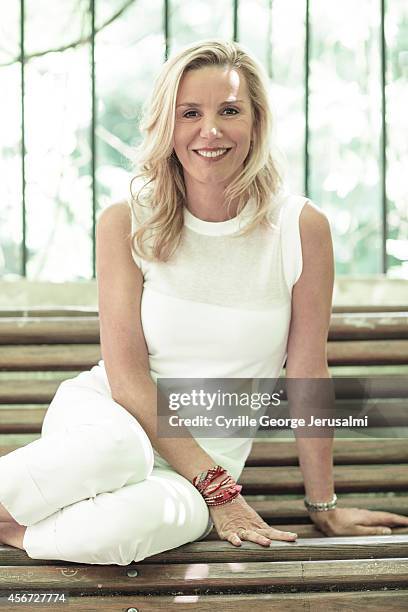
top-left (200, 117), bottom-right (223, 140)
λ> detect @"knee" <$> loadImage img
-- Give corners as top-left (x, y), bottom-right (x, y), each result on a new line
top-left (102, 421), bottom-right (154, 481)
top-left (79, 505), bottom-right (144, 566)
top-left (103, 491), bottom-right (210, 564)
top-left (88, 527), bottom-right (138, 566)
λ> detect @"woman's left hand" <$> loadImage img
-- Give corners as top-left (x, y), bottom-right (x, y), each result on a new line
top-left (309, 507), bottom-right (408, 536)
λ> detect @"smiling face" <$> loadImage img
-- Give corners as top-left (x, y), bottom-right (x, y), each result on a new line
top-left (173, 65), bottom-right (253, 190)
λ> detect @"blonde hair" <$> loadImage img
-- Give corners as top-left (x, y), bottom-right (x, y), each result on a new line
top-left (129, 38), bottom-right (284, 262)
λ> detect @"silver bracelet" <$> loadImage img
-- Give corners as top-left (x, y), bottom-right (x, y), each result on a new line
top-left (304, 493), bottom-right (337, 512)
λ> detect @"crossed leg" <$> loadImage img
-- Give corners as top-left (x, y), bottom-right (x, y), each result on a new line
top-left (0, 370), bottom-right (211, 563)
top-left (21, 467), bottom-right (210, 564)
top-left (0, 467), bottom-right (211, 560)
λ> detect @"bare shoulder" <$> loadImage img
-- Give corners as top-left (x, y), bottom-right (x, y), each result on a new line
top-left (299, 200), bottom-right (331, 245)
top-left (296, 200), bottom-right (333, 280)
top-left (297, 200), bottom-right (333, 272)
top-left (97, 200), bottom-right (131, 234)
top-left (96, 200), bottom-right (138, 273)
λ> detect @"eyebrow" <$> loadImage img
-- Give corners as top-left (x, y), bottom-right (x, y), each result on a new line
top-left (176, 99), bottom-right (245, 108)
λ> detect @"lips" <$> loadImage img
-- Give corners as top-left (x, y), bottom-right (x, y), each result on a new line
top-left (193, 147), bottom-right (231, 151)
top-left (193, 148), bottom-right (232, 160)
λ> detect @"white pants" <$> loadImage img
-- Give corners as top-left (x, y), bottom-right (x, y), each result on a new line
top-left (0, 364), bottom-right (215, 565)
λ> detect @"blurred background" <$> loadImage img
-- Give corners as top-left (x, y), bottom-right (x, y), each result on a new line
top-left (0, 0), bottom-right (407, 306)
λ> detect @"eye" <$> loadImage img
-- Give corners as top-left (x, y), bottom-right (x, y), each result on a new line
top-left (182, 107), bottom-right (240, 119)
top-left (222, 107), bottom-right (239, 115)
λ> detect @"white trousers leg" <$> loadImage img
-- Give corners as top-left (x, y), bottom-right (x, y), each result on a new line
top-left (0, 364), bottom-right (212, 565)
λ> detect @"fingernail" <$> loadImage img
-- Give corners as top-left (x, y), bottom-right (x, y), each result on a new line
top-left (382, 528), bottom-right (392, 534)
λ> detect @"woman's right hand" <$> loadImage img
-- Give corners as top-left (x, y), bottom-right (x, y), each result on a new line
top-left (208, 494), bottom-right (298, 547)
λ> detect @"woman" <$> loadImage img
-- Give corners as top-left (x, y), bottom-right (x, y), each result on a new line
top-left (1, 39), bottom-right (407, 564)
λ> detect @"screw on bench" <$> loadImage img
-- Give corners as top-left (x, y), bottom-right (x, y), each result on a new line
top-left (127, 569), bottom-right (139, 577)
top-left (127, 608), bottom-right (139, 612)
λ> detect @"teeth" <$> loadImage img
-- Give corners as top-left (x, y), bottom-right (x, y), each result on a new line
top-left (196, 148), bottom-right (228, 158)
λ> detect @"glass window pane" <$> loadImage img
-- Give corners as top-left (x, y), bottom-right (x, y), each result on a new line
top-left (385, 0), bottom-right (408, 279)
top-left (2, 0), bottom-right (404, 282)
top-left (171, 0), bottom-right (233, 51)
top-left (96, 0), bottom-right (164, 212)
top-left (309, 0), bottom-right (383, 275)
top-left (240, 0), bottom-right (305, 194)
top-left (0, 2), bottom-right (22, 279)
top-left (24, 0), bottom-right (92, 281)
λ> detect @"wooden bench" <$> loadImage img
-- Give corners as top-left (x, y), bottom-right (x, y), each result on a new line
top-left (1, 306), bottom-right (408, 610)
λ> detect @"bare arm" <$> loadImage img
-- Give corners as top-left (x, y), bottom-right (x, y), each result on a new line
top-left (96, 202), bottom-right (218, 482)
top-left (285, 203), bottom-right (408, 535)
top-left (285, 201), bottom-right (335, 502)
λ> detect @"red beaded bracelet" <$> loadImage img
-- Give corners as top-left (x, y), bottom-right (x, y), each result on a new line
top-left (204, 474), bottom-right (233, 496)
top-left (204, 484), bottom-right (242, 506)
top-left (192, 465), bottom-right (242, 506)
top-left (192, 465), bottom-right (226, 493)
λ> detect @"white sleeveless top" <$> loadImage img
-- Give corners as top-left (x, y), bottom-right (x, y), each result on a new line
top-left (124, 192), bottom-right (308, 481)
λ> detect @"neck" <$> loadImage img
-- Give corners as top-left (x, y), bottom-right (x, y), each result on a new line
top-left (183, 175), bottom-right (240, 222)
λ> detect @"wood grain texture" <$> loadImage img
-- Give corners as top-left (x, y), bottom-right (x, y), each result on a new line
top-left (0, 379), bottom-right (64, 403)
top-left (329, 313), bottom-right (408, 340)
top-left (0, 344), bottom-right (101, 370)
top-left (246, 438), bottom-right (408, 465)
top-left (0, 311), bottom-right (407, 343)
top-left (238, 465), bottom-right (408, 494)
top-left (0, 590), bottom-right (406, 612)
top-left (1, 536), bottom-right (408, 566)
top-left (0, 316), bottom-right (100, 343)
top-left (0, 558), bottom-right (407, 593)
top-left (2, 340), bottom-right (406, 369)
top-left (327, 340), bottom-right (408, 365)
top-left (246, 496), bottom-right (408, 521)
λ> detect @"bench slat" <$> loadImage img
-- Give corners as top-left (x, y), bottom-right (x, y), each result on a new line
top-left (1, 432), bottom-right (407, 465)
top-left (0, 558), bottom-right (406, 593)
top-left (238, 465), bottom-right (408, 493)
top-left (1, 536), bottom-right (408, 566)
top-left (0, 408), bottom-right (46, 433)
top-left (247, 437), bottom-right (408, 465)
top-left (0, 379), bottom-right (63, 403)
top-left (333, 306), bottom-right (408, 313)
top-left (1, 341), bottom-right (407, 369)
top-left (0, 317), bottom-right (100, 343)
top-left (0, 345), bottom-right (101, 370)
top-left (248, 495), bottom-right (408, 520)
top-left (327, 340), bottom-right (408, 364)
top-left (1, 373), bottom-right (407, 403)
top-left (329, 313), bottom-right (408, 340)
top-left (0, 590), bottom-right (403, 612)
top-left (0, 308), bottom-right (99, 318)
top-left (204, 522), bottom-right (408, 540)
top-left (0, 312), bottom-right (407, 343)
